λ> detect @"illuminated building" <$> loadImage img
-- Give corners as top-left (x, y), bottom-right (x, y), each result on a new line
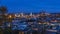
top-left (0, 12), bottom-right (60, 34)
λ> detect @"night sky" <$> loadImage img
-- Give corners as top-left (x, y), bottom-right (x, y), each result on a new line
top-left (0, 0), bottom-right (60, 13)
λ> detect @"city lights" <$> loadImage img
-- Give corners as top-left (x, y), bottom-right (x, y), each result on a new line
top-left (0, 11), bottom-right (60, 34)
top-left (8, 15), bottom-right (12, 18)
top-left (0, 0), bottom-right (60, 34)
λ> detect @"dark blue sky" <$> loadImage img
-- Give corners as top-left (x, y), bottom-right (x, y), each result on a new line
top-left (0, 0), bottom-right (60, 13)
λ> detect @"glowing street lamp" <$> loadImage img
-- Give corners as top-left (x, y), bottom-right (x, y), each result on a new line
top-left (9, 15), bottom-right (12, 18)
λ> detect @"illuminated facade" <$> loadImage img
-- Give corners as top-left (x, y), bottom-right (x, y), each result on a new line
top-left (0, 12), bottom-right (60, 34)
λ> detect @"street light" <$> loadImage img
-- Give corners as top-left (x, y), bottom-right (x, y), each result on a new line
top-left (9, 15), bottom-right (12, 18)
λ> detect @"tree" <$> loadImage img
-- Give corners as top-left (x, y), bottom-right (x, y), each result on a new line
top-left (0, 6), bottom-right (8, 34)
top-left (0, 6), bottom-right (7, 13)
top-left (0, 6), bottom-right (7, 26)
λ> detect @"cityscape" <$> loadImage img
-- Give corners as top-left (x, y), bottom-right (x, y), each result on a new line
top-left (0, 6), bottom-right (60, 34)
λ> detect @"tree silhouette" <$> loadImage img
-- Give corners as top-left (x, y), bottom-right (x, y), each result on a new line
top-left (0, 6), bottom-right (7, 14)
top-left (0, 6), bottom-right (7, 25)
top-left (0, 6), bottom-right (8, 34)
